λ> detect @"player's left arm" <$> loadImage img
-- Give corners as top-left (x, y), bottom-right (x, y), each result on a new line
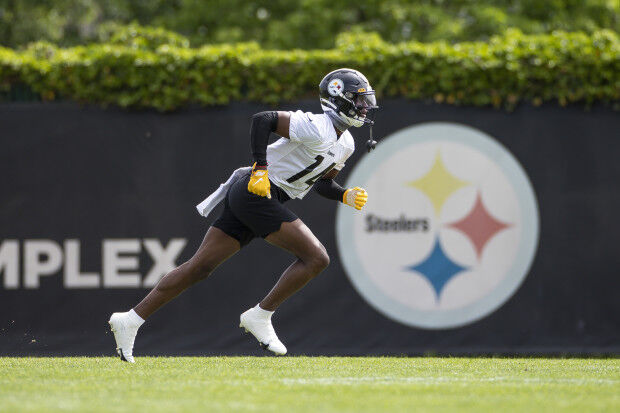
top-left (314, 169), bottom-right (368, 210)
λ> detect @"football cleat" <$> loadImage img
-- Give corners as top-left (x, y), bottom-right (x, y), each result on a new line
top-left (239, 307), bottom-right (287, 355)
top-left (108, 312), bottom-right (140, 363)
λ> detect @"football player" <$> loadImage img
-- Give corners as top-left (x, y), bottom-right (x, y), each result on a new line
top-left (109, 68), bottom-right (378, 362)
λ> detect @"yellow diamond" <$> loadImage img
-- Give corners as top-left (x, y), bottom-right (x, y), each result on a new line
top-left (406, 151), bottom-right (469, 215)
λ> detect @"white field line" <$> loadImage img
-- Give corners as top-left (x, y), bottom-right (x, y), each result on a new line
top-left (279, 376), bottom-right (619, 386)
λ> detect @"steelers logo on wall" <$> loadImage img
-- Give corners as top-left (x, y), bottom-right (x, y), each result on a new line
top-left (336, 122), bottom-right (539, 329)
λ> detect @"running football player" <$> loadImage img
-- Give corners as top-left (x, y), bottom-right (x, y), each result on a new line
top-left (109, 68), bottom-right (378, 362)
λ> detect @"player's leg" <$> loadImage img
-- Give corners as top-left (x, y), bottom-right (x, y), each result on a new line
top-left (239, 218), bottom-right (329, 355)
top-left (261, 219), bottom-right (329, 310)
top-left (134, 226), bottom-right (241, 319)
top-left (109, 226), bottom-right (240, 362)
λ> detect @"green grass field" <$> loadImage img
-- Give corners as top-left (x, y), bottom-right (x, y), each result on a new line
top-left (0, 357), bottom-right (617, 412)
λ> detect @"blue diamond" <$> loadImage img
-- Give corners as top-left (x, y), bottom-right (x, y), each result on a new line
top-left (406, 237), bottom-right (467, 300)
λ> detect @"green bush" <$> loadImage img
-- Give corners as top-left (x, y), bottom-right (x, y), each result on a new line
top-left (1, 1), bottom-right (618, 49)
top-left (97, 22), bottom-right (190, 50)
top-left (0, 30), bottom-right (618, 110)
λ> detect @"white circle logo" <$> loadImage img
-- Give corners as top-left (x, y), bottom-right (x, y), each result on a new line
top-left (337, 123), bottom-right (539, 329)
top-left (328, 79), bottom-right (344, 96)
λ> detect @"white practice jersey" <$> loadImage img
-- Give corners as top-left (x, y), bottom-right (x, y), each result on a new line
top-left (267, 110), bottom-right (355, 199)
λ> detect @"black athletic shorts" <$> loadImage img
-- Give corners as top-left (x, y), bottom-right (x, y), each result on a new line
top-left (212, 171), bottom-right (298, 247)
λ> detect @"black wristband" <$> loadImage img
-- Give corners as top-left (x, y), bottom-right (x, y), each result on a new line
top-left (250, 111), bottom-right (278, 165)
top-left (314, 178), bottom-right (346, 201)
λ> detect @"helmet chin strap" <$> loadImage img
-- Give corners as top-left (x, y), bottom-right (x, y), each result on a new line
top-left (325, 108), bottom-right (378, 152)
top-left (325, 109), bottom-right (351, 133)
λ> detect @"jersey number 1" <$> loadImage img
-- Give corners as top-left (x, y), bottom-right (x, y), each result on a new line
top-left (286, 155), bottom-right (336, 187)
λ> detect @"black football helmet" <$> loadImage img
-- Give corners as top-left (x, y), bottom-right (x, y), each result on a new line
top-left (319, 68), bottom-right (378, 128)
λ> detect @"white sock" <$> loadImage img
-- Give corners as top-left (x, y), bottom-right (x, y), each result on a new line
top-left (255, 303), bottom-right (274, 320)
top-left (127, 309), bottom-right (145, 327)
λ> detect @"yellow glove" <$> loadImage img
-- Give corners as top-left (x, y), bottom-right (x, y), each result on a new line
top-left (343, 187), bottom-right (368, 210)
top-left (248, 163), bottom-right (271, 199)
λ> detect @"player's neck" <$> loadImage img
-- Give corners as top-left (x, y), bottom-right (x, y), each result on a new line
top-left (325, 110), bottom-right (348, 136)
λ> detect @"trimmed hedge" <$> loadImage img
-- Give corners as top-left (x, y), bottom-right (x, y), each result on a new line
top-left (0, 29), bottom-right (618, 110)
top-left (100, 23), bottom-right (191, 50)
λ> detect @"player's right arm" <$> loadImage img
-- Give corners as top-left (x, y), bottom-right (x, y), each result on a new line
top-left (275, 111), bottom-right (290, 139)
top-left (247, 111), bottom-right (291, 198)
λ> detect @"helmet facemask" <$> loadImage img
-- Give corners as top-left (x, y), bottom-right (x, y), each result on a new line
top-left (321, 90), bottom-right (378, 128)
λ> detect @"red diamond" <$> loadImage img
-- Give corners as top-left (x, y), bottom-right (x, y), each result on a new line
top-left (447, 192), bottom-right (511, 259)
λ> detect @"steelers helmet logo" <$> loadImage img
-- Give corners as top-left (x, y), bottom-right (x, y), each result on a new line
top-left (336, 122), bottom-right (539, 329)
top-left (328, 78), bottom-right (344, 96)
